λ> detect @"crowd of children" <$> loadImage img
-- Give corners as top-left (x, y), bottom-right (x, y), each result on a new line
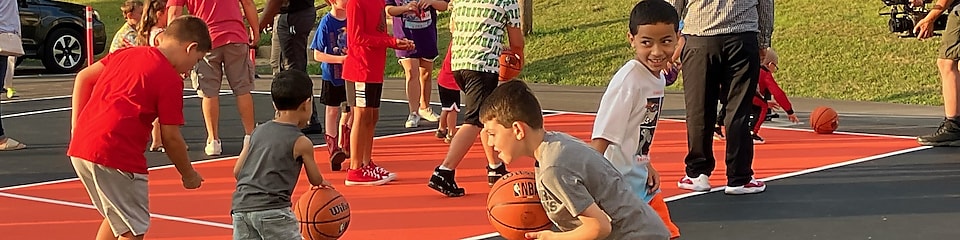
top-left (60, 0), bottom-right (798, 238)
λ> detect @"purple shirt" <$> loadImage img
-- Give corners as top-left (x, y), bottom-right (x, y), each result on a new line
top-left (386, 0), bottom-right (440, 59)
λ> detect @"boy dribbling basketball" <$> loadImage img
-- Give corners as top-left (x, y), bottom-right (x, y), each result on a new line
top-left (68, 16), bottom-right (208, 240)
top-left (231, 69), bottom-right (334, 240)
top-left (480, 80), bottom-right (671, 239)
top-left (589, 0), bottom-right (681, 238)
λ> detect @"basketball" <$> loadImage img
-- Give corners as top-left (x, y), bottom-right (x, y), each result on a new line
top-left (810, 106), bottom-right (839, 134)
top-left (499, 49), bottom-right (523, 81)
top-left (487, 171), bottom-right (552, 240)
top-left (293, 187), bottom-right (351, 240)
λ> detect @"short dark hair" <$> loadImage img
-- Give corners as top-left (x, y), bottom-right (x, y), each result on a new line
top-left (479, 80), bottom-right (543, 129)
top-left (629, 0), bottom-right (680, 35)
top-left (163, 15), bottom-right (213, 52)
top-left (272, 70), bottom-right (314, 111)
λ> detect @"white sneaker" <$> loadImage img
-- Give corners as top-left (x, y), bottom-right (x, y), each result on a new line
top-left (724, 178), bottom-right (767, 195)
top-left (678, 174), bottom-right (712, 191)
top-left (418, 108), bottom-right (440, 122)
top-left (405, 113), bottom-right (420, 128)
top-left (205, 139), bottom-right (222, 156)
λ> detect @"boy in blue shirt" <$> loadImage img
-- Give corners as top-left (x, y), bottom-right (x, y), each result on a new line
top-left (310, 0), bottom-right (354, 171)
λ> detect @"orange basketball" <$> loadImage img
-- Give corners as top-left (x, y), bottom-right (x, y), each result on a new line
top-left (293, 187), bottom-right (351, 240)
top-left (810, 106), bottom-right (839, 134)
top-left (487, 171), bottom-right (552, 240)
top-left (499, 49), bottom-right (523, 81)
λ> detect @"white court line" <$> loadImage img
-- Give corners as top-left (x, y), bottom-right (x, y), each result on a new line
top-left (0, 192), bottom-right (233, 229)
top-left (0, 95), bottom-right (72, 104)
top-left (0, 94), bottom-right (225, 119)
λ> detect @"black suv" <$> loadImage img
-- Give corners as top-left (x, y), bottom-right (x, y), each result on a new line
top-left (18, 0), bottom-right (107, 73)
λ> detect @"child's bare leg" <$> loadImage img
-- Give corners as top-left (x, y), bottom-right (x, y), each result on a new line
top-left (400, 59), bottom-right (422, 114)
top-left (150, 120), bottom-right (162, 150)
top-left (938, 59), bottom-right (960, 117)
top-left (96, 219), bottom-right (115, 240)
top-left (478, 127), bottom-right (502, 166)
top-left (325, 106), bottom-right (340, 136)
top-left (200, 96), bottom-right (220, 143)
top-left (418, 59), bottom-right (434, 110)
top-left (118, 232), bottom-right (144, 240)
top-left (439, 124), bottom-right (481, 169)
top-left (234, 94), bottom-right (256, 135)
top-left (447, 111), bottom-right (459, 136)
top-left (350, 107), bottom-right (378, 169)
top-left (438, 110), bottom-right (449, 131)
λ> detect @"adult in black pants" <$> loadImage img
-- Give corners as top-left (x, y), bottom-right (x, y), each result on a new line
top-left (668, 0), bottom-right (778, 195)
top-left (260, 0), bottom-right (323, 134)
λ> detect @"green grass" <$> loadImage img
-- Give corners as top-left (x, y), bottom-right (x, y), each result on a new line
top-left (69, 0), bottom-right (948, 105)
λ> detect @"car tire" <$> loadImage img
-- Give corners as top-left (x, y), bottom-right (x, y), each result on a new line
top-left (41, 28), bottom-right (85, 73)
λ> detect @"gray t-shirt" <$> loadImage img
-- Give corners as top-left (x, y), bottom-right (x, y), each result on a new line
top-left (535, 132), bottom-right (671, 239)
top-left (231, 121), bottom-right (306, 213)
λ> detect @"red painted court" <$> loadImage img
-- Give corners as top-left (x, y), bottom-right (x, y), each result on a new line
top-left (0, 113), bottom-right (919, 239)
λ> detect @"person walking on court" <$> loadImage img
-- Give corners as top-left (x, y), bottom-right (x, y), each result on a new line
top-left (386, 0), bottom-right (448, 128)
top-left (667, 0), bottom-right (778, 195)
top-left (914, 0), bottom-right (960, 146)
top-left (0, 0), bottom-right (25, 151)
top-left (167, 0), bottom-right (261, 156)
top-left (259, 0), bottom-right (324, 134)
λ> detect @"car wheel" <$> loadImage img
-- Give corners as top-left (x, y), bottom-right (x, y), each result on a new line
top-left (41, 28), bottom-right (85, 73)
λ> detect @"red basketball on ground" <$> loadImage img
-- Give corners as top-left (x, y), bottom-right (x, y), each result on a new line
top-left (499, 50), bottom-right (523, 81)
top-left (487, 171), bottom-right (552, 240)
top-left (810, 106), bottom-right (839, 134)
top-left (293, 187), bottom-right (351, 240)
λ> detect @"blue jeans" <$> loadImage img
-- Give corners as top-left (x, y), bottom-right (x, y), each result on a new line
top-left (231, 207), bottom-right (301, 240)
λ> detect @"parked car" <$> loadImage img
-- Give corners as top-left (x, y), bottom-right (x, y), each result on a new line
top-left (17, 0), bottom-right (107, 73)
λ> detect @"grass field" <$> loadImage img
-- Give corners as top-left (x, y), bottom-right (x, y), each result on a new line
top-left (68, 0), bottom-right (947, 105)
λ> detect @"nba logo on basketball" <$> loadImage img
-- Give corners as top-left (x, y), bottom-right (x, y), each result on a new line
top-left (513, 182), bottom-right (536, 198)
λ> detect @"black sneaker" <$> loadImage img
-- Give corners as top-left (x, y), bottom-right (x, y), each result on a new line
top-left (428, 167), bottom-right (465, 197)
top-left (713, 125), bottom-right (725, 140)
top-left (487, 164), bottom-right (509, 186)
top-left (918, 118), bottom-right (960, 146)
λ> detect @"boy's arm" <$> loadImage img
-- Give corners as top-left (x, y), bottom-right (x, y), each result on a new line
top-left (160, 125), bottom-right (202, 189)
top-left (315, 51), bottom-right (347, 64)
top-left (347, 2), bottom-right (400, 48)
top-left (589, 138), bottom-right (611, 155)
top-left (385, 0), bottom-right (416, 17)
top-left (165, 0), bottom-right (185, 25)
top-left (297, 136), bottom-right (332, 187)
top-left (240, 0), bottom-right (260, 46)
top-left (156, 72), bottom-right (201, 189)
top-left (504, 0), bottom-right (524, 55)
top-left (526, 204), bottom-right (612, 240)
top-left (762, 72), bottom-right (794, 115)
top-left (232, 134), bottom-right (252, 178)
top-left (528, 167), bottom-right (611, 240)
top-left (71, 61), bottom-right (105, 133)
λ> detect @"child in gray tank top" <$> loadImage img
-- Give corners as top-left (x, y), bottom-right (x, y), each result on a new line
top-left (230, 70), bottom-right (334, 240)
top-left (479, 80), bottom-right (670, 240)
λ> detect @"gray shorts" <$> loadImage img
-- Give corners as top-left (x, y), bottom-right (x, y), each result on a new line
top-left (191, 43), bottom-right (255, 97)
top-left (231, 207), bottom-right (301, 240)
top-left (70, 157), bottom-right (150, 237)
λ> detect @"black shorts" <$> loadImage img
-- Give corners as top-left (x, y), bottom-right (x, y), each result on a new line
top-left (438, 84), bottom-right (461, 112)
top-left (345, 81), bottom-right (383, 108)
top-left (320, 80), bottom-right (347, 107)
top-left (453, 70), bottom-right (498, 127)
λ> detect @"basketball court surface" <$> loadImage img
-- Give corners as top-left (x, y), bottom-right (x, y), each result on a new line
top-left (1, 79), bottom-right (958, 240)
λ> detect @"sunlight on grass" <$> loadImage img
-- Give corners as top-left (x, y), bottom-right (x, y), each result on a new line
top-left (65, 0), bottom-right (947, 105)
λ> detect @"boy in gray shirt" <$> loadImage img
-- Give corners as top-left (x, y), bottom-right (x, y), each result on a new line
top-left (479, 80), bottom-right (670, 239)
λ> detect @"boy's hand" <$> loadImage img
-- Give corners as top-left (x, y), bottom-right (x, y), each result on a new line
top-left (787, 114), bottom-right (800, 123)
top-left (525, 230), bottom-right (557, 240)
top-left (396, 38), bottom-right (416, 50)
top-left (768, 101), bottom-right (782, 111)
top-left (646, 163), bottom-right (660, 194)
top-left (181, 170), bottom-right (204, 189)
top-left (915, 17), bottom-right (936, 40)
top-left (404, 1), bottom-right (419, 12)
top-left (417, 0), bottom-right (434, 9)
top-left (311, 180), bottom-right (336, 189)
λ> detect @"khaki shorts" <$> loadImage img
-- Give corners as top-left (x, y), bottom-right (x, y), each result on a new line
top-left (191, 43), bottom-right (255, 97)
top-left (940, 11), bottom-right (960, 60)
top-left (70, 157), bottom-right (150, 237)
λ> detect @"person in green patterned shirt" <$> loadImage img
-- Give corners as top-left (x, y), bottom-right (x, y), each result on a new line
top-left (109, 0), bottom-right (144, 53)
top-left (428, 0), bottom-right (524, 197)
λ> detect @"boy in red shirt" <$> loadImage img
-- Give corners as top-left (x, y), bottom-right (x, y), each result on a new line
top-left (715, 61), bottom-right (799, 144)
top-left (342, 0), bottom-right (415, 186)
top-left (67, 16), bottom-right (208, 240)
top-left (436, 43), bottom-right (460, 143)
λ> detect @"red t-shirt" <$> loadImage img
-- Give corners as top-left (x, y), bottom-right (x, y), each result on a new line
top-left (67, 47), bottom-right (186, 174)
top-left (754, 67), bottom-right (794, 114)
top-left (342, 0), bottom-right (399, 83)
top-left (437, 43), bottom-right (459, 90)
top-left (167, 0), bottom-right (249, 49)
